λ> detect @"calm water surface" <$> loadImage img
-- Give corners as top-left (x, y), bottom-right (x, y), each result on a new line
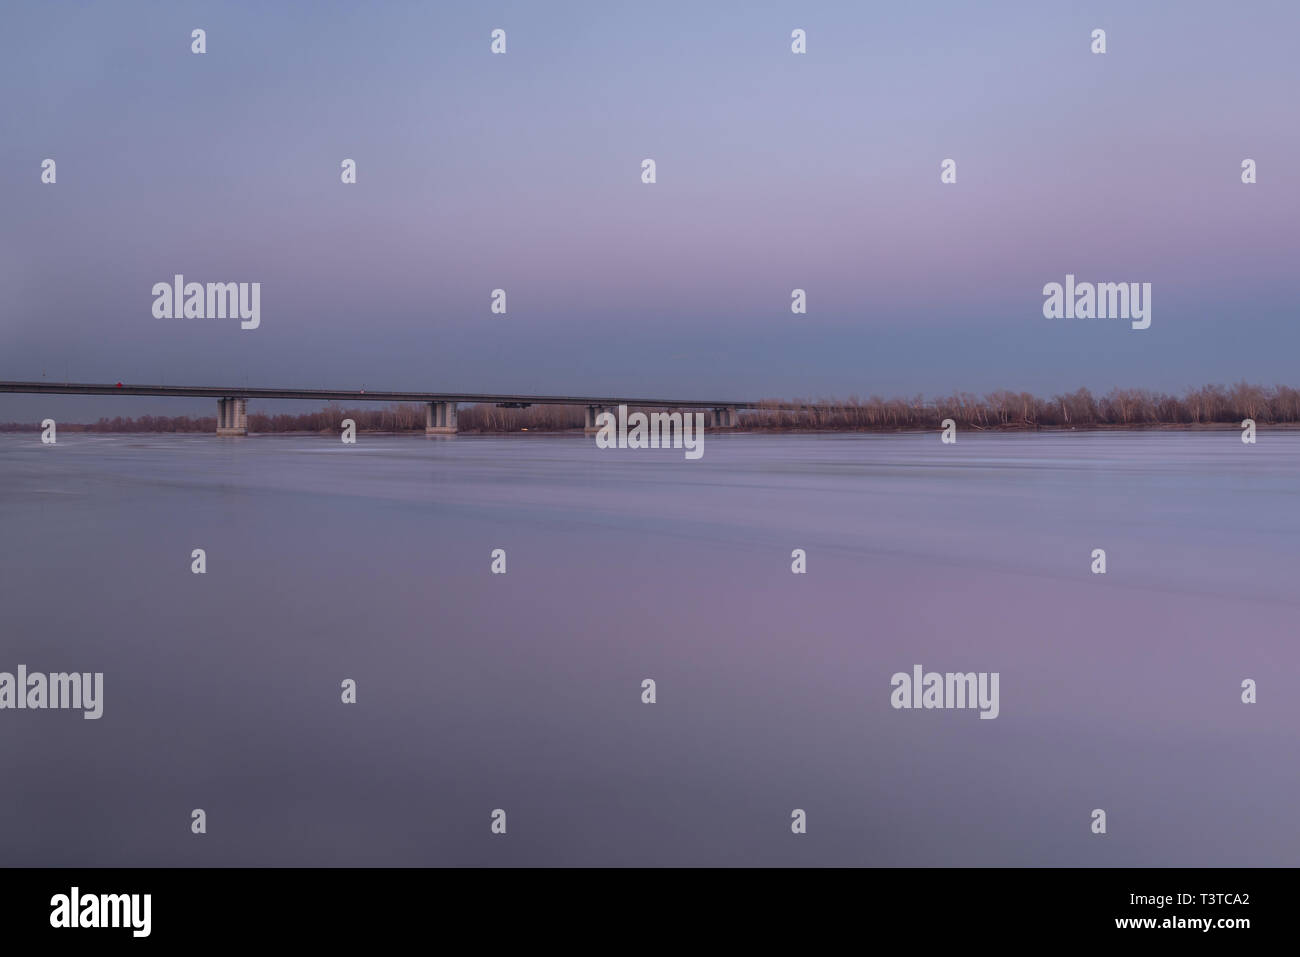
top-left (1, 431), bottom-right (1296, 865)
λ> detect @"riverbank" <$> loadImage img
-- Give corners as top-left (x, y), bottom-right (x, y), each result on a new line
top-left (3, 382), bottom-right (1296, 434)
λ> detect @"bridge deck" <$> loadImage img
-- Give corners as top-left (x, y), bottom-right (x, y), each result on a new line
top-left (0, 381), bottom-right (766, 410)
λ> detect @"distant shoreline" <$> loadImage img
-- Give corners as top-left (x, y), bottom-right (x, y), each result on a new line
top-left (4, 382), bottom-right (1296, 434)
top-left (3, 423), bottom-right (1295, 436)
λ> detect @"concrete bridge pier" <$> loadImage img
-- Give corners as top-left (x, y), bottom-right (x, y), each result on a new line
top-left (584, 405), bottom-right (616, 433)
top-left (708, 407), bottom-right (738, 429)
top-left (426, 401), bottom-right (458, 435)
top-left (216, 397), bottom-right (248, 435)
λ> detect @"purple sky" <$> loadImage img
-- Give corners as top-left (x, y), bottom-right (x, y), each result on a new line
top-left (2, 0), bottom-right (1298, 419)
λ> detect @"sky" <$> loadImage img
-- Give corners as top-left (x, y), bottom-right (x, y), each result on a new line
top-left (2, 0), bottom-right (1298, 420)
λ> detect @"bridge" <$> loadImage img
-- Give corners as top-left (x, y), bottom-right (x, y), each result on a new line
top-left (0, 380), bottom-right (759, 435)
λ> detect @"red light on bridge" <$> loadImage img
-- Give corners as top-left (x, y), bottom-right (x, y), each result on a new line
top-left (115, 382), bottom-right (123, 388)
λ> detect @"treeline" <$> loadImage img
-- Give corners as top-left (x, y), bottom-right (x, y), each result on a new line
top-left (746, 382), bottom-right (1300, 431)
top-left (458, 404), bottom-right (584, 431)
top-left (0, 404), bottom-right (584, 433)
top-left (2, 383), bottom-right (1298, 433)
top-left (0, 416), bottom-right (216, 433)
top-left (0, 407), bottom-right (433, 434)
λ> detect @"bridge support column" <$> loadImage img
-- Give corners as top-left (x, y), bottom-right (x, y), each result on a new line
top-left (426, 401), bottom-right (458, 435)
top-left (708, 407), bottom-right (738, 429)
top-left (217, 397), bottom-right (247, 436)
top-left (584, 405), bottom-right (616, 434)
